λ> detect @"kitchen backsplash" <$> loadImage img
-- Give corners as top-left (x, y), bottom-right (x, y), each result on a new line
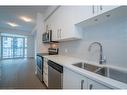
top-left (59, 16), bottom-right (127, 68)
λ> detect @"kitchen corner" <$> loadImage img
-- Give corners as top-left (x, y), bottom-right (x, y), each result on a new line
top-left (1, 5), bottom-right (127, 90)
top-left (35, 6), bottom-right (127, 89)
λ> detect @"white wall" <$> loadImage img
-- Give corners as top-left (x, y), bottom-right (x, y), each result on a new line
top-left (27, 35), bottom-right (35, 57)
top-left (34, 13), bottom-right (49, 55)
top-left (0, 28), bottom-right (30, 36)
top-left (59, 15), bottom-right (127, 68)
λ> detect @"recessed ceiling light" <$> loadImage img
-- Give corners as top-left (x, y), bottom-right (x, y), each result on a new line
top-left (7, 22), bottom-right (19, 27)
top-left (20, 16), bottom-right (32, 22)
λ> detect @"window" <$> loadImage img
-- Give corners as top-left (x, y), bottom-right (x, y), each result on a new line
top-left (1, 33), bottom-right (27, 59)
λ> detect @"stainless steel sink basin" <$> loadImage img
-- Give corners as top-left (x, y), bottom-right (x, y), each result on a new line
top-left (72, 62), bottom-right (105, 74)
top-left (73, 62), bottom-right (127, 84)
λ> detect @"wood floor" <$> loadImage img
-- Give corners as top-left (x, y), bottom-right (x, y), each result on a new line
top-left (0, 58), bottom-right (46, 89)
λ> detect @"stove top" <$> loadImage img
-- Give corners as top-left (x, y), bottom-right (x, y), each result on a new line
top-left (37, 48), bottom-right (58, 57)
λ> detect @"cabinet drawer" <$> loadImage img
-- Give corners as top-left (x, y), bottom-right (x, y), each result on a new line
top-left (43, 65), bottom-right (48, 73)
top-left (44, 58), bottom-right (48, 62)
top-left (44, 63), bottom-right (48, 68)
top-left (43, 78), bottom-right (48, 87)
top-left (43, 71), bottom-right (48, 76)
top-left (43, 72), bottom-right (48, 87)
top-left (45, 74), bottom-right (48, 81)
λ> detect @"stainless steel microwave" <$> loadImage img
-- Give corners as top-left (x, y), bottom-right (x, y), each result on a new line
top-left (42, 30), bottom-right (52, 43)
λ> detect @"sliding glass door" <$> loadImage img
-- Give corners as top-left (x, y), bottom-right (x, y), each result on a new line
top-left (13, 37), bottom-right (24, 58)
top-left (1, 36), bottom-right (13, 58)
top-left (1, 36), bottom-right (27, 59)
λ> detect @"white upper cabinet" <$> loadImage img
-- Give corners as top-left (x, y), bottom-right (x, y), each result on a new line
top-left (52, 6), bottom-right (90, 41)
top-left (92, 6), bottom-right (119, 16)
top-left (45, 6), bottom-right (120, 42)
top-left (99, 6), bottom-right (119, 14)
top-left (45, 6), bottom-right (93, 42)
top-left (67, 6), bottom-right (93, 24)
top-left (92, 6), bottom-right (99, 16)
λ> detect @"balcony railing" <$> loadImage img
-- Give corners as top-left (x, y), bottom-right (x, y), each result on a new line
top-left (2, 47), bottom-right (27, 58)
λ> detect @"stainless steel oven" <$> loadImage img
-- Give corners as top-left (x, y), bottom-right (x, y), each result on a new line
top-left (36, 48), bottom-right (59, 82)
top-left (36, 55), bottom-right (44, 82)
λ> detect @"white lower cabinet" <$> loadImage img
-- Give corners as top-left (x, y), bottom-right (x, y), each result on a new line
top-left (43, 58), bottom-right (48, 87)
top-left (63, 67), bottom-right (87, 89)
top-left (87, 79), bottom-right (111, 89)
top-left (63, 67), bottom-right (112, 89)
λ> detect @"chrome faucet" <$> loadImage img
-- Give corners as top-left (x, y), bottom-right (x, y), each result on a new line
top-left (88, 42), bottom-right (106, 64)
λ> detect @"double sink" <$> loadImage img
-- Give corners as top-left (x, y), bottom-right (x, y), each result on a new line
top-left (73, 62), bottom-right (127, 84)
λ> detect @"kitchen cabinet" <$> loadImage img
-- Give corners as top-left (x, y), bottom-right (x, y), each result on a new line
top-left (92, 6), bottom-right (119, 16)
top-left (63, 67), bottom-right (111, 89)
top-left (45, 6), bottom-right (120, 42)
top-left (46, 6), bottom-right (93, 41)
top-left (43, 58), bottom-right (48, 87)
top-left (99, 6), bottom-right (119, 14)
top-left (56, 6), bottom-right (92, 41)
top-left (87, 78), bottom-right (111, 89)
top-left (50, 6), bottom-right (83, 41)
top-left (63, 67), bottom-right (87, 89)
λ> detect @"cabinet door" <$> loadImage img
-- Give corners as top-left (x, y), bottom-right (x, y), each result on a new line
top-left (52, 26), bottom-right (59, 41)
top-left (45, 8), bottom-right (60, 41)
top-left (92, 6), bottom-right (100, 16)
top-left (55, 6), bottom-right (92, 41)
top-left (68, 6), bottom-right (93, 24)
top-left (63, 68), bottom-right (87, 89)
top-left (87, 79), bottom-right (111, 89)
top-left (100, 6), bottom-right (119, 14)
top-left (50, 6), bottom-right (93, 41)
top-left (92, 6), bottom-right (119, 17)
top-left (43, 58), bottom-right (48, 87)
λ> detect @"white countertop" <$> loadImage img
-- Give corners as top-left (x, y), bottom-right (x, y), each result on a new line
top-left (43, 55), bottom-right (127, 89)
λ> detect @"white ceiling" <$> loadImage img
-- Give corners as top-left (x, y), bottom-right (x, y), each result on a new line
top-left (0, 6), bottom-right (49, 33)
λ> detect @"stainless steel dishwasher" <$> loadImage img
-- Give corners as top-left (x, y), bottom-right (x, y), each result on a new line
top-left (48, 60), bottom-right (63, 89)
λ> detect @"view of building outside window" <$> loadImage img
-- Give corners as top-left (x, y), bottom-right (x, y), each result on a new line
top-left (1, 34), bottom-right (27, 59)
top-left (24, 38), bottom-right (27, 57)
top-left (2, 37), bottom-right (13, 58)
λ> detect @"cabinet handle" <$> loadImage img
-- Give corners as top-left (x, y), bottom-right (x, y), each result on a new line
top-left (89, 84), bottom-right (93, 90)
top-left (81, 80), bottom-right (84, 89)
top-left (100, 6), bottom-right (103, 10)
top-left (92, 5), bottom-right (94, 14)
